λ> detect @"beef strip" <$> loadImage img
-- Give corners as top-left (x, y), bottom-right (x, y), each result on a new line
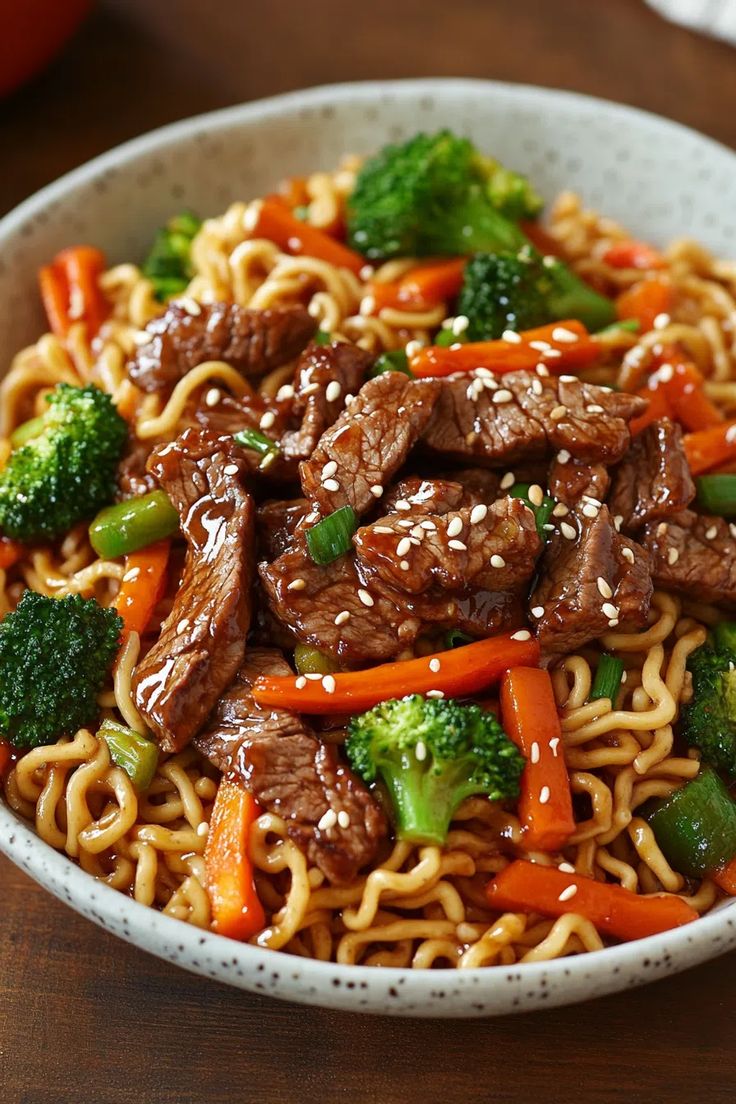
top-left (257, 498), bottom-right (313, 559)
top-left (128, 302), bottom-right (316, 392)
top-left (639, 510), bottom-right (736, 605)
top-left (281, 342), bottom-right (373, 461)
top-left (117, 439), bottom-right (158, 500)
top-left (530, 505), bottom-right (652, 653)
top-left (195, 649), bottom-right (387, 884)
top-left (132, 428), bottom-right (254, 751)
top-left (608, 419), bottom-right (695, 531)
top-left (299, 372), bottom-right (441, 516)
top-left (422, 369), bottom-right (646, 467)
top-left (381, 477), bottom-right (468, 517)
top-left (259, 542), bottom-right (421, 663)
top-left (354, 496), bottom-right (540, 596)
top-left (547, 457), bottom-right (610, 510)
top-left (450, 468), bottom-right (502, 504)
top-left (195, 390), bottom-right (297, 481)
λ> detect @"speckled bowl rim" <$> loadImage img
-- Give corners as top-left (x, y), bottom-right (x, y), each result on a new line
top-left (1, 78), bottom-right (736, 1017)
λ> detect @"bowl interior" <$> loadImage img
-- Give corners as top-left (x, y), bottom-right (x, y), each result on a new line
top-left (2, 78), bottom-right (736, 1015)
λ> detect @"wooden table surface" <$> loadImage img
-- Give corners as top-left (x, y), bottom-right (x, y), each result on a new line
top-left (2, 1), bottom-right (735, 1100)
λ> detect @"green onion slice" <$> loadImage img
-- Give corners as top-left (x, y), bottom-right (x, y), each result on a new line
top-left (294, 643), bottom-right (338, 675)
top-left (695, 474), bottom-right (736, 518)
top-left (508, 482), bottom-right (556, 539)
top-left (590, 654), bottom-right (624, 703)
top-left (444, 629), bottom-right (474, 649)
top-left (597, 318), bottom-right (641, 334)
top-left (306, 506), bottom-right (357, 565)
top-left (369, 349), bottom-right (413, 378)
top-left (233, 427), bottom-right (281, 470)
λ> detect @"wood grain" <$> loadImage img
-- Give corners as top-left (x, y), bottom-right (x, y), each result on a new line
top-left (1, 1), bottom-right (735, 1100)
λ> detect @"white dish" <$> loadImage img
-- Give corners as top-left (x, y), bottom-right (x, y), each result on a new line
top-left (1, 78), bottom-right (735, 1016)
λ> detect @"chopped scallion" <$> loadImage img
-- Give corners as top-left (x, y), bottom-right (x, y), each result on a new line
top-left (444, 629), bottom-right (474, 649)
top-left (233, 426), bottom-right (280, 470)
top-left (306, 506), bottom-right (357, 565)
top-left (508, 482), bottom-right (556, 539)
top-left (294, 643), bottom-right (338, 675)
top-left (695, 474), bottom-right (736, 518)
top-left (369, 349), bottom-right (413, 378)
top-left (590, 654), bottom-right (624, 702)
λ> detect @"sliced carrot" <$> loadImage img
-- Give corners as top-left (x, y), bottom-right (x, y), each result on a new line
top-left (486, 860), bottom-right (699, 940)
top-left (113, 540), bottom-right (170, 637)
top-left (252, 632), bottom-right (540, 715)
top-left (279, 175), bottom-right (310, 210)
top-left (115, 381), bottom-right (144, 423)
top-left (519, 221), bottom-right (565, 259)
top-left (38, 263), bottom-right (72, 337)
top-left (248, 196), bottom-right (364, 275)
top-left (37, 245), bottom-right (110, 339)
top-left (603, 239), bottom-right (664, 271)
top-left (0, 537), bottom-right (23, 571)
top-left (366, 257), bottom-right (466, 314)
top-left (500, 667), bottom-right (574, 852)
top-left (630, 384), bottom-right (673, 436)
top-left (205, 777), bottom-right (265, 941)
top-left (714, 856), bottom-right (736, 896)
top-left (684, 422), bottom-right (736, 476)
top-left (409, 319), bottom-right (597, 378)
top-left (616, 277), bottom-right (672, 332)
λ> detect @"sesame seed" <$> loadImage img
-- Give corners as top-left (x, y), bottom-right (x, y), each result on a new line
top-left (549, 737), bottom-right (560, 757)
top-left (448, 539), bottom-right (467, 551)
top-left (490, 554), bottom-right (506, 568)
top-left (552, 326), bottom-right (579, 343)
top-left (176, 618), bottom-right (190, 632)
top-left (305, 673), bottom-right (322, 681)
top-left (301, 383), bottom-right (321, 397)
top-left (510, 629), bottom-right (532, 641)
top-left (532, 378), bottom-right (544, 396)
top-left (601, 602), bottom-right (619, 619)
top-left (502, 329), bottom-right (522, 343)
top-left (323, 478), bottom-right (340, 492)
top-left (558, 862), bottom-right (576, 874)
top-left (705, 525), bottom-right (718, 540)
top-left (552, 502), bottom-right (570, 517)
top-left (373, 526), bottom-right (394, 534)
top-left (359, 264), bottom-right (375, 281)
top-left (398, 519), bottom-right (414, 529)
top-left (470, 504), bottom-right (488, 524)
top-left (122, 568), bottom-right (140, 583)
top-left (536, 364), bottom-right (550, 377)
top-left (178, 296), bottom-right (202, 316)
top-left (420, 520), bottom-right (437, 531)
top-left (426, 690), bottom-right (445, 699)
top-left (318, 808), bottom-right (337, 831)
top-left (475, 366), bottom-right (493, 378)
top-left (466, 384), bottom-right (477, 402)
top-left (287, 578), bottom-right (306, 591)
top-left (429, 657), bottom-right (441, 673)
top-left (550, 404), bottom-right (567, 421)
top-left (613, 515), bottom-right (624, 531)
top-left (259, 410), bottom-right (276, 430)
top-left (396, 537), bottom-right (413, 557)
top-left (653, 312), bottom-right (671, 329)
top-left (322, 675), bottom-right (336, 694)
top-left (223, 463), bottom-right (239, 475)
top-left (558, 884), bottom-right (578, 902)
top-left (337, 810), bottom-right (351, 829)
top-left (586, 404), bottom-right (604, 414)
top-left (395, 499), bottom-right (411, 512)
top-left (528, 484), bottom-right (544, 507)
top-left (539, 786), bottom-right (551, 805)
top-left (325, 380), bottom-right (342, 403)
top-left (531, 605), bottom-right (545, 618)
top-left (667, 547), bottom-right (680, 565)
top-left (369, 484), bottom-right (384, 498)
top-left (405, 339), bottom-right (423, 358)
top-left (731, 523), bottom-right (736, 538)
top-left (530, 741), bottom-right (540, 764)
top-left (322, 460), bottom-right (338, 479)
top-left (597, 577), bottom-right (613, 599)
top-left (399, 560), bottom-right (410, 571)
top-left (493, 389), bottom-right (513, 404)
top-left (447, 516), bottom-right (464, 537)
top-left (358, 589), bottom-right (374, 607)
top-left (295, 676), bottom-right (307, 689)
top-left (360, 295), bottom-right (376, 314)
top-left (658, 363), bottom-right (674, 383)
top-left (608, 618), bottom-right (620, 628)
top-left (415, 740), bottom-right (427, 761)
top-left (204, 387), bottom-right (221, 407)
top-left (543, 348), bottom-right (562, 359)
top-left (500, 471), bottom-right (515, 490)
top-left (619, 546), bottom-right (635, 566)
top-left (582, 503), bottom-right (599, 519)
top-left (276, 384), bottom-right (295, 402)
top-left (529, 340), bottom-right (552, 352)
top-left (557, 449), bottom-right (571, 464)
top-left (452, 314), bottom-right (469, 335)
top-left (196, 821), bottom-right (209, 837)
top-left (334, 610), bottom-right (351, 626)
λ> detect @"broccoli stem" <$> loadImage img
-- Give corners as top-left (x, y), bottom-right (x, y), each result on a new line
top-left (713, 621), bottom-right (736, 653)
top-left (9, 415), bottom-right (46, 450)
top-left (100, 718), bottom-right (159, 791)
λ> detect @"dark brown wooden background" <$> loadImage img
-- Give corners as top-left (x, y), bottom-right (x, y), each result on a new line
top-left (1, 2), bottom-right (735, 1101)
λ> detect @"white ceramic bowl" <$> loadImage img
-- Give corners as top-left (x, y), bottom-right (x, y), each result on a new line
top-left (2, 79), bottom-right (736, 1017)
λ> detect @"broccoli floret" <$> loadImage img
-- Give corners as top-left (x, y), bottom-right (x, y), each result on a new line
top-left (0, 384), bottom-right (127, 542)
top-left (142, 211), bottom-right (202, 301)
top-left (346, 694), bottom-right (524, 845)
top-left (347, 130), bottom-right (537, 260)
top-left (683, 631), bottom-right (736, 776)
top-left (0, 591), bottom-right (122, 749)
top-left (458, 248), bottom-right (615, 339)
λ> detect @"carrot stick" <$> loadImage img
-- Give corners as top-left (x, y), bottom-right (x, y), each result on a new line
top-left (519, 221), bottom-right (566, 259)
top-left (655, 353), bottom-right (723, 433)
top-left (603, 240), bottom-right (664, 271)
top-left (279, 175), bottom-right (310, 209)
top-left (486, 860), bottom-right (699, 940)
top-left (0, 537), bottom-right (23, 571)
top-left (629, 384), bottom-right (673, 437)
top-left (409, 319), bottom-right (597, 378)
top-left (113, 540), bottom-right (170, 637)
top-left (38, 264), bottom-right (72, 337)
top-left (714, 856), bottom-right (736, 896)
top-left (616, 277), bottom-right (672, 332)
top-left (38, 245), bottom-right (110, 338)
top-left (366, 257), bottom-right (466, 313)
top-left (247, 196), bottom-right (364, 275)
top-left (500, 667), bottom-right (574, 851)
top-left (205, 777), bottom-right (265, 941)
top-left (684, 422), bottom-right (736, 476)
top-left (252, 632), bottom-right (540, 715)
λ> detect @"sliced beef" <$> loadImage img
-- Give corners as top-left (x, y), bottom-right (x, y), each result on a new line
top-left (608, 419), bottom-right (695, 532)
top-left (382, 477), bottom-right (468, 517)
top-left (451, 468), bottom-right (502, 504)
top-left (281, 342), bottom-right (372, 461)
top-left (548, 457), bottom-right (610, 510)
top-left (354, 496), bottom-right (540, 596)
top-left (128, 302), bottom-right (316, 392)
top-left (195, 390), bottom-right (296, 480)
top-left (530, 505), bottom-right (652, 653)
top-left (195, 649), bottom-right (387, 884)
top-left (257, 498), bottom-right (312, 559)
top-left (132, 429), bottom-right (254, 751)
top-left (259, 543), bottom-right (421, 663)
top-left (422, 369), bottom-right (646, 467)
top-left (299, 372), bottom-right (441, 516)
top-left (639, 510), bottom-right (736, 605)
top-left (117, 439), bottom-right (157, 500)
